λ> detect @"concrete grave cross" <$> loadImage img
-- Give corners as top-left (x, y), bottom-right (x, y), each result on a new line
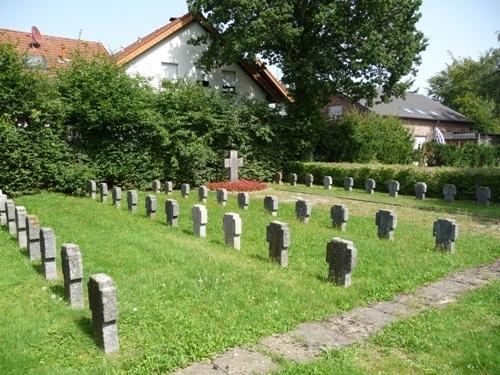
top-left (266, 221), bottom-right (290, 267)
top-left (433, 218), bottom-right (459, 253)
top-left (326, 237), bottom-right (357, 287)
top-left (224, 150), bottom-right (244, 182)
top-left (375, 209), bottom-right (397, 240)
top-left (61, 243), bottom-right (84, 309)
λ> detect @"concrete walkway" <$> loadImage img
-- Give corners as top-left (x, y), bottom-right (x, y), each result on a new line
top-left (173, 259), bottom-right (500, 375)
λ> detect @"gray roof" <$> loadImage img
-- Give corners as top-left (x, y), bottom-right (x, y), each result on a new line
top-left (359, 93), bottom-right (472, 123)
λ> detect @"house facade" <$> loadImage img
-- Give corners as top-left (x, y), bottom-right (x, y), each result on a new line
top-left (114, 13), bottom-right (290, 103)
top-left (325, 93), bottom-right (473, 149)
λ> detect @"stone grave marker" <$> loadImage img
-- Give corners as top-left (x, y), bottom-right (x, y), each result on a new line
top-left (5, 199), bottom-right (16, 235)
top-left (375, 210), bottom-right (397, 240)
top-left (112, 187), bottom-right (122, 208)
top-left (165, 199), bottom-right (179, 227)
top-left (266, 221), bottom-right (290, 267)
top-left (223, 213), bottom-right (242, 250)
top-left (295, 199), bottom-right (312, 223)
top-left (217, 188), bottom-right (228, 206)
top-left (289, 173), bottom-right (298, 186)
top-left (326, 238), bottom-right (357, 287)
top-left (415, 182), bottom-right (427, 200)
top-left (264, 195), bottom-right (278, 216)
top-left (323, 176), bottom-right (332, 190)
top-left (152, 179), bottom-right (161, 194)
top-left (87, 180), bottom-right (97, 199)
top-left (88, 273), bottom-right (119, 354)
top-left (192, 205), bottom-right (208, 238)
top-left (26, 215), bottom-right (41, 261)
top-left (15, 206), bottom-right (27, 248)
top-left (344, 177), bottom-right (354, 191)
top-left (40, 227), bottom-right (57, 280)
top-left (181, 183), bottom-right (190, 198)
top-left (127, 190), bottom-right (137, 213)
top-left (198, 186), bottom-right (208, 203)
top-left (274, 172), bottom-right (282, 185)
top-left (388, 180), bottom-right (400, 198)
top-left (237, 192), bottom-right (249, 210)
top-left (61, 243), bottom-right (84, 309)
top-left (443, 184), bottom-right (457, 203)
top-left (164, 181), bottom-right (173, 195)
top-left (145, 195), bottom-right (157, 219)
top-left (476, 186), bottom-right (491, 206)
top-left (433, 218), bottom-right (459, 253)
top-left (331, 204), bottom-right (349, 232)
top-left (304, 174), bottom-right (314, 187)
top-left (100, 183), bottom-right (108, 203)
top-left (365, 179), bottom-right (376, 194)
top-left (224, 150), bottom-right (244, 182)
top-left (0, 193), bottom-right (7, 226)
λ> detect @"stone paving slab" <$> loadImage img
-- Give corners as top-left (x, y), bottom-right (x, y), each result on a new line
top-left (171, 260), bottom-right (500, 374)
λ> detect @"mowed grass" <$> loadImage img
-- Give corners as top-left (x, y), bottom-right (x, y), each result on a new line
top-left (272, 183), bottom-right (500, 219)
top-left (0, 190), bottom-right (498, 374)
top-left (277, 281), bottom-right (500, 375)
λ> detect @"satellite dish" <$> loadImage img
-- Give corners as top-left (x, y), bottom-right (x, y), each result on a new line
top-left (31, 26), bottom-right (43, 47)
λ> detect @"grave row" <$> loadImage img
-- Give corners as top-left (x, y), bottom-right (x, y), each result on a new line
top-left (85, 183), bottom-right (459, 287)
top-left (0, 190), bottom-right (119, 354)
top-left (273, 172), bottom-right (493, 206)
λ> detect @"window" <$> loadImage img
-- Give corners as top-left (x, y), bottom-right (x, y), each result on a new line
top-left (414, 136), bottom-right (426, 150)
top-left (222, 70), bottom-right (236, 94)
top-left (161, 62), bottom-right (178, 81)
top-left (328, 105), bottom-right (343, 119)
top-left (24, 55), bottom-right (47, 69)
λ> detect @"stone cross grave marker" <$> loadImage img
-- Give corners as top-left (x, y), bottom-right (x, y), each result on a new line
top-left (331, 204), bottom-right (349, 232)
top-left (152, 180), bottom-right (161, 194)
top-left (295, 199), bottom-right (312, 223)
top-left (61, 243), bottom-right (84, 309)
top-left (192, 204), bottom-right (208, 238)
top-left (476, 186), bottom-right (491, 206)
top-left (274, 172), bottom-right (282, 184)
top-left (237, 192), bottom-right (249, 210)
top-left (87, 180), bottom-right (97, 199)
top-left (344, 177), bottom-right (354, 191)
top-left (443, 184), bottom-right (456, 203)
top-left (88, 273), bottom-right (119, 354)
top-left (326, 237), bottom-right (357, 287)
top-left (264, 195), bottom-right (278, 216)
top-left (304, 174), bottom-right (314, 187)
top-left (266, 221), bottom-right (290, 267)
top-left (375, 209), bottom-right (397, 240)
top-left (40, 227), bottom-right (57, 280)
top-left (100, 183), bottom-right (108, 203)
top-left (388, 180), bottom-right (400, 198)
top-left (127, 190), bottom-right (137, 213)
top-left (224, 150), bottom-right (244, 182)
top-left (112, 187), bottom-right (122, 208)
top-left (164, 181), bottom-right (173, 195)
top-left (323, 176), bottom-right (333, 190)
top-left (165, 199), bottom-right (179, 227)
top-left (223, 213), bottom-right (242, 250)
top-left (415, 182), bottom-right (427, 200)
top-left (6, 200), bottom-right (16, 236)
top-left (181, 183), bottom-right (190, 198)
top-left (365, 179), bottom-right (376, 194)
top-left (145, 195), bottom-right (157, 218)
top-left (217, 188), bottom-right (228, 206)
top-left (289, 173), bottom-right (298, 186)
top-left (198, 186), bottom-right (208, 203)
top-left (26, 215), bottom-right (41, 261)
top-left (433, 218), bottom-right (459, 253)
top-left (15, 206), bottom-right (27, 248)
top-left (0, 193), bottom-right (7, 226)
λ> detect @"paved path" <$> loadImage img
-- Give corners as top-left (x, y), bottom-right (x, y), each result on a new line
top-left (172, 259), bottom-right (500, 375)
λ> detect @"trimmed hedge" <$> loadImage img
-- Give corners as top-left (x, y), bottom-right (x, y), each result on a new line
top-left (285, 161), bottom-right (500, 202)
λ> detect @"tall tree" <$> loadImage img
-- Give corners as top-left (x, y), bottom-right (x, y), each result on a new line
top-left (187, 0), bottom-right (427, 114)
top-left (428, 48), bottom-right (500, 133)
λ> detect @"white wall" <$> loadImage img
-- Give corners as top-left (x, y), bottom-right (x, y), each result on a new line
top-left (124, 22), bottom-right (266, 99)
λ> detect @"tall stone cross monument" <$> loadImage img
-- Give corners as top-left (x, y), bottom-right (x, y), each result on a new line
top-left (224, 150), bottom-right (244, 182)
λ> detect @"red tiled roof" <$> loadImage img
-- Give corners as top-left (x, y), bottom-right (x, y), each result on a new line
top-left (0, 27), bottom-right (108, 70)
top-left (114, 13), bottom-right (292, 103)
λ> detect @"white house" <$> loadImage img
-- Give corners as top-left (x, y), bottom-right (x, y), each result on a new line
top-left (114, 13), bottom-right (290, 103)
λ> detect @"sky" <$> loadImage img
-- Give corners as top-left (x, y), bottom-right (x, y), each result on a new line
top-left (1, 0), bottom-right (499, 94)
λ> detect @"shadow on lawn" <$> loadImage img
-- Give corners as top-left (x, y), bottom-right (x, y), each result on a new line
top-left (75, 316), bottom-right (94, 340)
top-left (50, 284), bottom-right (65, 299)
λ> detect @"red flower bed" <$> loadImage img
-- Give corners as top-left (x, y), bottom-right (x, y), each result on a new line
top-left (207, 180), bottom-right (267, 192)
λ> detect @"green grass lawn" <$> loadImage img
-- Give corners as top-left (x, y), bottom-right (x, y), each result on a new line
top-left (1, 190), bottom-right (499, 374)
top-left (277, 280), bottom-right (500, 374)
top-left (271, 183), bottom-right (500, 219)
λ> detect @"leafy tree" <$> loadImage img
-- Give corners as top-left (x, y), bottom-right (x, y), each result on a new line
top-left (428, 48), bottom-right (500, 133)
top-left (187, 0), bottom-right (427, 115)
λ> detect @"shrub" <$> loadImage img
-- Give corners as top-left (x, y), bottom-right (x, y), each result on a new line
top-left (314, 111), bottom-right (415, 164)
top-left (207, 180), bottom-right (267, 192)
top-left (285, 161), bottom-right (500, 201)
top-left (423, 142), bottom-right (500, 167)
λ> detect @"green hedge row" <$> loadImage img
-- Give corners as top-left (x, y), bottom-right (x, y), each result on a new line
top-left (284, 161), bottom-right (500, 201)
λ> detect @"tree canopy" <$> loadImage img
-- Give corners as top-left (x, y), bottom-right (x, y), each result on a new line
top-left (428, 48), bottom-right (500, 133)
top-left (187, 0), bottom-right (427, 114)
